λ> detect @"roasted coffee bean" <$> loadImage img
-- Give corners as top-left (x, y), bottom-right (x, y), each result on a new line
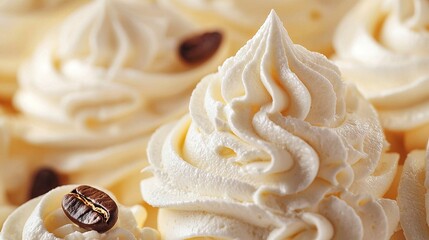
top-left (62, 185), bottom-right (118, 233)
top-left (29, 167), bottom-right (60, 199)
top-left (179, 31), bottom-right (223, 64)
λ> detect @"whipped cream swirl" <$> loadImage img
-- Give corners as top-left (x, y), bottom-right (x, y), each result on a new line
top-left (0, 185), bottom-right (159, 240)
top-left (160, 0), bottom-right (358, 55)
top-left (141, 11), bottom-right (399, 239)
top-left (14, 0), bottom-right (229, 146)
top-left (11, 0), bottom-right (229, 205)
top-left (334, 0), bottom-right (429, 134)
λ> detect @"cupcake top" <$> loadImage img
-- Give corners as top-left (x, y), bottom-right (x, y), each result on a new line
top-left (0, 185), bottom-right (159, 240)
top-left (160, 0), bottom-right (358, 55)
top-left (14, 0), bottom-right (229, 147)
top-left (397, 144), bottom-right (429, 239)
top-left (141, 11), bottom-right (399, 239)
top-left (333, 0), bottom-right (429, 131)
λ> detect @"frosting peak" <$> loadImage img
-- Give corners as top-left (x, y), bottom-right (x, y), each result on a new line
top-left (217, 11), bottom-right (346, 127)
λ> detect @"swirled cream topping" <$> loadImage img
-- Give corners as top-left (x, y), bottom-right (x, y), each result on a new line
top-left (0, 185), bottom-right (159, 240)
top-left (334, 0), bottom-right (429, 134)
top-left (141, 11), bottom-right (399, 240)
top-left (0, 0), bottom-right (86, 99)
top-left (159, 0), bottom-right (358, 55)
top-left (10, 0), bottom-right (229, 206)
top-left (14, 0), bottom-right (229, 147)
top-left (397, 145), bottom-right (429, 239)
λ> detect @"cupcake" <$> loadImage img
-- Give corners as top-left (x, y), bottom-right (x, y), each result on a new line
top-left (0, 0), bottom-right (87, 101)
top-left (397, 143), bottom-right (429, 239)
top-left (8, 0), bottom-right (231, 206)
top-left (159, 0), bottom-right (358, 56)
top-left (333, 0), bottom-right (429, 152)
top-left (141, 11), bottom-right (400, 239)
top-left (0, 185), bottom-right (159, 239)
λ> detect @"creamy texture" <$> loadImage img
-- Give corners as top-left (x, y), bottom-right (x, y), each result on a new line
top-left (0, 185), bottom-right (159, 240)
top-left (159, 0), bottom-right (358, 55)
top-left (333, 0), bottom-right (429, 150)
top-left (397, 147), bottom-right (429, 239)
top-left (141, 11), bottom-right (399, 240)
top-left (0, 0), bottom-right (87, 100)
top-left (11, 0), bottom-right (230, 205)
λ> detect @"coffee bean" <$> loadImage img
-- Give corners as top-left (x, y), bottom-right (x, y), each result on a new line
top-left (179, 31), bottom-right (223, 64)
top-left (62, 185), bottom-right (118, 233)
top-left (29, 167), bottom-right (60, 199)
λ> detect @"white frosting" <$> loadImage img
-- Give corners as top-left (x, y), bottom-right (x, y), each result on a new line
top-left (334, 0), bottom-right (429, 140)
top-left (159, 0), bottom-right (358, 55)
top-left (0, 0), bottom-right (86, 99)
top-left (0, 185), bottom-right (159, 240)
top-left (397, 146), bottom-right (429, 239)
top-left (11, 0), bottom-right (229, 205)
top-left (141, 11), bottom-right (399, 240)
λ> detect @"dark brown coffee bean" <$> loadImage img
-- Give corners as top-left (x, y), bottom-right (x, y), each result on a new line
top-left (179, 31), bottom-right (223, 64)
top-left (62, 185), bottom-right (118, 233)
top-left (29, 167), bottom-right (60, 199)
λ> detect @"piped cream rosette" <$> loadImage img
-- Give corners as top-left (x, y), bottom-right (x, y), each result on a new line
top-left (0, 185), bottom-right (159, 240)
top-left (141, 11), bottom-right (399, 240)
top-left (0, 0), bottom-right (88, 100)
top-left (397, 143), bottom-right (429, 239)
top-left (11, 0), bottom-right (231, 205)
top-left (159, 0), bottom-right (358, 56)
top-left (333, 0), bottom-right (429, 151)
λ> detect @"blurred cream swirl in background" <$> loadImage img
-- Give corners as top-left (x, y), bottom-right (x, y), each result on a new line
top-left (0, 0), bottom-right (87, 100)
top-left (8, 0), bottom-right (231, 206)
top-left (334, 0), bottom-right (429, 151)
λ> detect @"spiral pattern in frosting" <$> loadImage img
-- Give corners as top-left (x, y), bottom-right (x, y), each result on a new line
top-left (0, 185), bottom-right (159, 240)
top-left (14, 0), bottom-right (230, 146)
top-left (141, 11), bottom-right (399, 240)
top-left (333, 0), bottom-right (429, 149)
